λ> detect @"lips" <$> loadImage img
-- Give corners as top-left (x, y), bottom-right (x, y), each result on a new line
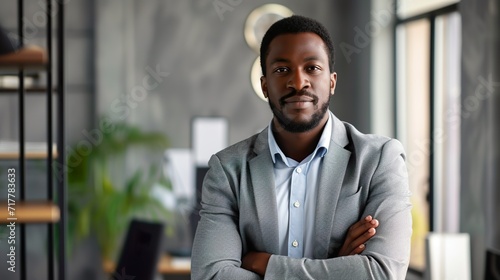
top-left (284, 97), bottom-right (315, 103)
top-left (282, 97), bottom-right (316, 109)
top-left (279, 90), bottom-right (318, 108)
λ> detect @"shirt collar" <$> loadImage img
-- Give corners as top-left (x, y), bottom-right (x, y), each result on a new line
top-left (268, 111), bottom-right (332, 164)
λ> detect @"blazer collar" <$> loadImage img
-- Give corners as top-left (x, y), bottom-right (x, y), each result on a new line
top-left (313, 113), bottom-right (352, 258)
top-left (252, 111), bottom-right (350, 156)
top-left (330, 111), bottom-right (350, 149)
top-left (249, 128), bottom-right (280, 254)
top-left (253, 126), bottom-right (269, 156)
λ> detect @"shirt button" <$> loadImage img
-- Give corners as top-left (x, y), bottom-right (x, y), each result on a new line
top-left (292, 240), bottom-right (299, 247)
top-left (293, 201), bottom-right (300, 208)
top-left (296, 167), bottom-right (302, 173)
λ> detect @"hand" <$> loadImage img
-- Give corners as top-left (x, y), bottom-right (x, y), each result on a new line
top-left (241, 251), bottom-right (271, 276)
top-left (338, 215), bottom-right (379, 256)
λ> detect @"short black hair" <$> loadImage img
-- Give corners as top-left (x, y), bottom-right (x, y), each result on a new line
top-left (260, 15), bottom-right (335, 75)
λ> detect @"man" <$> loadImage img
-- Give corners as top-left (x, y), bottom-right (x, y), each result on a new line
top-left (192, 15), bottom-right (412, 279)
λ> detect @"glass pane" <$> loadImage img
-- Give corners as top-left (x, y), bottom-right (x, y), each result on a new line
top-left (396, 18), bottom-right (431, 270)
top-left (433, 12), bottom-right (461, 233)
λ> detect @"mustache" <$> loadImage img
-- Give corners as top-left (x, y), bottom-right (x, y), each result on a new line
top-left (279, 89), bottom-right (318, 106)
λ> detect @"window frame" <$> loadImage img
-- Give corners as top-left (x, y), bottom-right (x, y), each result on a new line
top-left (393, 2), bottom-right (460, 275)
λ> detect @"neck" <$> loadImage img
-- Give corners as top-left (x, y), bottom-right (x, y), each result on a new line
top-left (272, 114), bottom-right (328, 162)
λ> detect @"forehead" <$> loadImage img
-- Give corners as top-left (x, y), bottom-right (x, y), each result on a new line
top-left (266, 32), bottom-right (328, 62)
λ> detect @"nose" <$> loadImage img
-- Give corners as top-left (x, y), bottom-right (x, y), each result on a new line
top-left (287, 70), bottom-right (310, 91)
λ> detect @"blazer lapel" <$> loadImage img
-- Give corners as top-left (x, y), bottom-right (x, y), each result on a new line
top-left (313, 114), bottom-right (351, 258)
top-left (249, 129), bottom-right (280, 254)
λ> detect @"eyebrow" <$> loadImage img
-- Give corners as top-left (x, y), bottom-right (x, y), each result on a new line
top-left (270, 56), bottom-right (321, 65)
top-left (269, 58), bottom-right (290, 65)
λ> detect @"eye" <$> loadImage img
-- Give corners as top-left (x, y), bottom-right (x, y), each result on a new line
top-left (306, 65), bottom-right (322, 72)
top-left (273, 67), bottom-right (289, 73)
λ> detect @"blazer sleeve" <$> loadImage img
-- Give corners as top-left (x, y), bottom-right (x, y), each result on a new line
top-left (191, 155), bottom-right (262, 280)
top-left (264, 139), bottom-right (413, 280)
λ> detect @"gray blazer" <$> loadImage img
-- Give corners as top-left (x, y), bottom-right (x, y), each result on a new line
top-left (191, 114), bottom-right (412, 280)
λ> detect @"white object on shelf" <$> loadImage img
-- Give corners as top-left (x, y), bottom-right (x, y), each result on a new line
top-left (0, 75), bottom-right (35, 88)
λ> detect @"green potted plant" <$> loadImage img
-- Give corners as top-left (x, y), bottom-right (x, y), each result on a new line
top-left (67, 118), bottom-right (173, 261)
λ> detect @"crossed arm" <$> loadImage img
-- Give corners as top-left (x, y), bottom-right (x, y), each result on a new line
top-left (241, 215), bottom-right (380, 276)
top-left (192, 140), bottom-right (412, 279)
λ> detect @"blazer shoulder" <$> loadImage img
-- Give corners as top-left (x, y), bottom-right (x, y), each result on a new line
top-left (342, 122), bottom-right (405, 156)
top-left (214, 130), bottom-right (264, 164)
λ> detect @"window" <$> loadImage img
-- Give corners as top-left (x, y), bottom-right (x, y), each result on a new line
top-left (395, 1), bottom-right (461, 271)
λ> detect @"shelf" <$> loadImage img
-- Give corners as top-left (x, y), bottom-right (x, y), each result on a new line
top-left (0, 45), bottom-right (48, 68)
top-left (3, 0), bottom-right (67, 277)
top-left (0, 201), bottom-right (60, 224)
top-left (103, 255), bottom-right (191, 275)
top-left (0, 142), bottom-right (58, 160)
top-left (0, 87), bottom-right (58, 93)
top-left (0, 150), bottom-right (58, 160)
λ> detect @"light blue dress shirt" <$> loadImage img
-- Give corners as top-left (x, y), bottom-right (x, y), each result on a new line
top-left (267, 112), bottom-right (332, 258)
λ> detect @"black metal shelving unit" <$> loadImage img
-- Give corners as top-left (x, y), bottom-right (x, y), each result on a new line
top-left (0, 0), bottom-right (66, 279)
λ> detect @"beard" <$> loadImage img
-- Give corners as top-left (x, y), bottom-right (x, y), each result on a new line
top-left (268, 89), bottom-right (331, 133)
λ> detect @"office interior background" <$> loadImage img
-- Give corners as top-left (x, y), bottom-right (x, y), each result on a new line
top-left (0, 0), bottom-right (499, 279)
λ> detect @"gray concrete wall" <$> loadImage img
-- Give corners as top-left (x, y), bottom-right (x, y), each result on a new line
top-left (95, 0), bottom-right (373, 149)
top-left (460, 0), bottom-right (500, 278)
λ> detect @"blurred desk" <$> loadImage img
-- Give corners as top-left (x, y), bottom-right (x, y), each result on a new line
top-left (157, 255), bottom-right (191, 275)
top-left (104, 254), bottom-right (190, 278)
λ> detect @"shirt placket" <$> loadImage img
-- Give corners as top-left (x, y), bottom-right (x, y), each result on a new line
top-left (288, 164), bottom-right (306, 258)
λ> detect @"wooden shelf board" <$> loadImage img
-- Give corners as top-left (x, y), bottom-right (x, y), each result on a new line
top-left (0, 46), bottom-right (48, 68)
top-left (0, 150), bottom-right (58, 160)
top-left (0, 201), bottom-right (60, 224)
top-left (0, 142), bottom-right (58, 160)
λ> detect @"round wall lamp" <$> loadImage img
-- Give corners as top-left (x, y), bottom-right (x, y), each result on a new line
top-left (244, 4), bottom-right (293, 101)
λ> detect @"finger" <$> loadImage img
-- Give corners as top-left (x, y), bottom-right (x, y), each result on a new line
top-left (346, 218), bottom-right (379, 243)
top-left (349, 228), bottom-right (377, 252)
top-left (349, 215), bottom-right (372, 231)
top-left (349, 215), bottom-right (378, 233)
top-left (342, 227), bottom-right (376, 255)
top-left (349, 243), bottom-right (366, 255)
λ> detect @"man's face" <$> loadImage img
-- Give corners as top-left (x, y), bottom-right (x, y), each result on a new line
top-left (261, 32), bottom-right (337, 133)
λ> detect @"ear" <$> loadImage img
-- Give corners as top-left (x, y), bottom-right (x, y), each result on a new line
top-left (260, 76), bottom-right (268, 98)
top-left (330, 72), bottom-right (337, 95)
